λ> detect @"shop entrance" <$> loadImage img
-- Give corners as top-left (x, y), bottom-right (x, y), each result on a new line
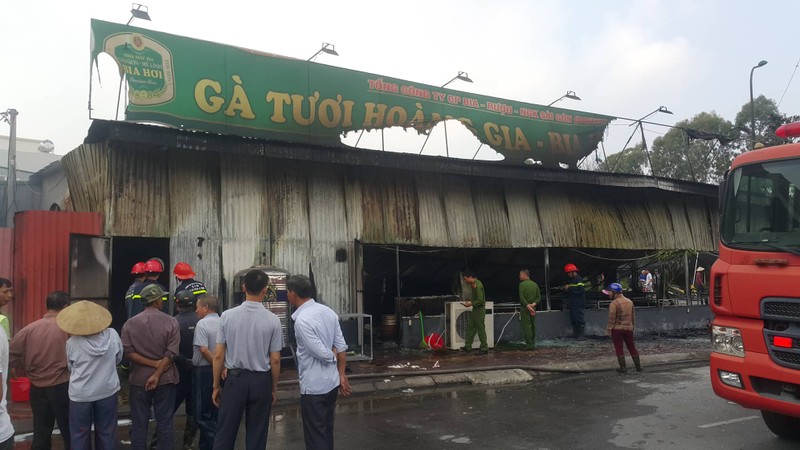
top-left (110, 237), bottom-right (170, 331)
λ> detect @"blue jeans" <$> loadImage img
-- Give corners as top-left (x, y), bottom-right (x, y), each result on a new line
top-left (193, 366), bottom-right (217, 450)
top-left (129, 384), bottom-right (175, 450)
top-left (69, 394), bottom-right (118, 450)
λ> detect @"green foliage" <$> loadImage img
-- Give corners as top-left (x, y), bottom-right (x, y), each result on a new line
top-left (649, 112), bottom-right (739, 184)
top-left (733, 95), bottom-right (799, 148)
top-left (599, 143), bottom-right (646, 175)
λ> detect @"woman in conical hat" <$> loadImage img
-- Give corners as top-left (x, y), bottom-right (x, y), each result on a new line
top-left (57, 301), bottom-right (123, 450)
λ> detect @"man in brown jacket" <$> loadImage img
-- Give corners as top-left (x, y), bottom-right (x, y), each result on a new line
top-left (9, 291), bottom-right (71, 450)
top-left (603, 283), bottom-right (643, 374)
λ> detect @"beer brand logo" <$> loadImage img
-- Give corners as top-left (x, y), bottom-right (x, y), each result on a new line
top-left (104, 32), bottom-right (175, 106)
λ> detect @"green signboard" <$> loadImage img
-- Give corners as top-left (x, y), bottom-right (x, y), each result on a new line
top-left (91, 19), bottom-right (614, 164)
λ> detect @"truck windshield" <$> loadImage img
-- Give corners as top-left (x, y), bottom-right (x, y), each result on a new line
top-left (721, 158), bottom-right (800, 250)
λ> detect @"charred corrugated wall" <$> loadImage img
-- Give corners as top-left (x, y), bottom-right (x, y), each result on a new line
top-left (63, 126), bottom-right (718, 314)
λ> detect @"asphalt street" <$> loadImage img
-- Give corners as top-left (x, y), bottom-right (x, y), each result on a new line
top-left (12, 363), bottom-right (799, 449)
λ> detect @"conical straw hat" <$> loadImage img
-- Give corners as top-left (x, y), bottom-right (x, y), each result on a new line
top-left (56, 301), bottom-right (112, 336)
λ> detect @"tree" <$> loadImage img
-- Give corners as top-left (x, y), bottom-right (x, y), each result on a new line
top-left (598, 143), bottom-right (647, 175)
top-left (649, 112), bottom-right (739, 184)
top-left (733, 95), bottom-right (800, 149)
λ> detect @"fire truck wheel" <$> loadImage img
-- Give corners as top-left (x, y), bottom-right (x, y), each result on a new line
top-left (761, 410), bottom-right (800, 440)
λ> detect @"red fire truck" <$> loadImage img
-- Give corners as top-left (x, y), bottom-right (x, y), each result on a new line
top-left (710, 123), bottom-right (800, 440)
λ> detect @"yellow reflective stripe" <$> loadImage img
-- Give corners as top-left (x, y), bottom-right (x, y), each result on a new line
top-left (132, 295), bottom-right (142, 299)
top-left (192, 289), bottom-right (207, 295)
top-left (568, 283), bottom-right (585, 287)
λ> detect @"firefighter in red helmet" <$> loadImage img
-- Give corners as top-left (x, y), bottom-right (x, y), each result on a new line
top-left (173, 262), bottom-right (207, 306)
top-left (562, 263), bottom-right (586, 339)
top-left (131, 257), bottom-right (169, 314)
top-left (125, 262), bottom-right (147, 319)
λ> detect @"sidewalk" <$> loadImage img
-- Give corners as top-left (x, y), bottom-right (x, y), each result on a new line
top-left (8, 333), bottom-right (710, 435)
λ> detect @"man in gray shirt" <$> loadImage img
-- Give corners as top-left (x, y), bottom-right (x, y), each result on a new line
top-left (212, 270), bottom-right (283, 450)
top-left (193, 295), bottom-right (220, 450)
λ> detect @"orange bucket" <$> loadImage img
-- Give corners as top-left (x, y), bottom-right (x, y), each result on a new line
top-left (10, 377), bottom-right (30, 402)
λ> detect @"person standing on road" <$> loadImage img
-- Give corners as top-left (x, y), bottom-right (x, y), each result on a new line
top-left (461, 271), bottom-right (489, 354)
top-left (518, 269), bottom-right (541, 350)
top-left (173, 262), bottom-right (207, 317)
top-left (212, 269), bottom-right (283, 450)
top-left (603, 283), bottom-right (642, 374)
top-left (9, 291), bottom-right (71, 450)
top-left (0, 324), bottom-right (13, 450)
top-left (562, 263), bottom-right (586, 339)
top-left (0, 279), bottom-right (13, 338)
top-left (170, 290), bottom-right (199, 449)
top-left (192, 295), bottom-right (220, 450)
top-left (57, 300), bottom-right (123, 450)
top-left (121, 283), bottom-right (180, 450)
top-left (287, 275), bottom-right (351, 450)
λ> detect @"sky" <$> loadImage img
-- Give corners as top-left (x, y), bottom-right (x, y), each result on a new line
top-left (3, 0), bottom-right (800, 165)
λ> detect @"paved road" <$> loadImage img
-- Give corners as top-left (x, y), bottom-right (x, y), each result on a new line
top-left (268, 364), bottom-right (797, 450)
top-left (13, 364), bottom-right (799, 449)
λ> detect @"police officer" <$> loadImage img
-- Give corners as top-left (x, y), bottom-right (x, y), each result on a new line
top-left (562, 263), bottom-right (586, 339)
top-left (461, 270), bottom-right (489, 354)
top-left (173, 262), bottom-right (207, 315)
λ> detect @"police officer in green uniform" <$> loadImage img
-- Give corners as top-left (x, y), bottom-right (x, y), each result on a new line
top-left (461, 271), bottom-right (488, 354)
top-left (518, 269), bottom-right (541, 350)
top-left (562, 263), bottom-right (586, 339)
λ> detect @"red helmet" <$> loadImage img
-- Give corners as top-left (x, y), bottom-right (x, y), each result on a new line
top-left (173, 262), bottom-right (195, 280)
top-left (130, 262), bottom-right (146, 275)
top-left (143, 259), bottom-right (164, 273)
top-left (564, 263), bottom-right (579, 273)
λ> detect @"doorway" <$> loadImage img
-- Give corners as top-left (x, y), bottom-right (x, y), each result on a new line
top-left (110, 237), bottom-right (170, 331)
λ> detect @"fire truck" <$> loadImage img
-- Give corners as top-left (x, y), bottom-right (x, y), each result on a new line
top-left (710, 123), bottom-right (800, 440)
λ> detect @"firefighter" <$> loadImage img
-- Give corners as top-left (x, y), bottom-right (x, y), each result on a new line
top-left (461, 270), bottom-right (489, 354)
top-left (132, 258), bottom-right (169, 313)
top-left (125, 262), bottom-right (147, 319)
top-left (173, 262), bottom-right (208, 314)
top-left (562, 263), bottom-right (586, 339)
top-left (173, 290), bottom-right (199, 448)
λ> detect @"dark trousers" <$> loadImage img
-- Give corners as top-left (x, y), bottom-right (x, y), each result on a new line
top-left (612, 329), bottom-right (639, 357)
top-left (193, 366), bottom-right (217, 450)
top-left (30, 381), bottom-right (71, 450)
top-left (129, 384), bottom-right (176, 450)
top-left (69, 393), bottom-right (118, 450)
top-left (0, 436), bottom-right (12, 450)
top-left (300, 387), bottom-right (339, 450)
top-left (214, 369), bottom-right (272, 450)
top-left (568, 298), bottom-right (585, 327)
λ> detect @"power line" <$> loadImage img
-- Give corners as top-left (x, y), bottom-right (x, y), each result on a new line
top-left (778, 56), bottom-right (800, 108)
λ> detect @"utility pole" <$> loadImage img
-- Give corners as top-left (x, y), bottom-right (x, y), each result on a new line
top-left (1, 109), bottom-right (18, 228)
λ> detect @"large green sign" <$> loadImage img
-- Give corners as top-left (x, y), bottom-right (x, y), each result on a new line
top-left (91, 20), bottom-right (614, 164)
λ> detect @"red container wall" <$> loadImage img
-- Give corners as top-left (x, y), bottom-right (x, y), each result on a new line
top-left (13, 211), bottom-right (102, 333)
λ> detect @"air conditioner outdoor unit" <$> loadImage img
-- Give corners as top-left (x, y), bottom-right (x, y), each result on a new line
top-left (445, 301), bottom-right (494, 350)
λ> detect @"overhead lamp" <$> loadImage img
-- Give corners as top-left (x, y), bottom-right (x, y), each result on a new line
top-left (308, 43), bottom-right (339, 61)
top-left (548, 90), bottom-right (581, 107)
top-left (750, 60), bottom-right (768, 149)
top-left (442, 71), bottom-right (473, 88)
top-left (126, 3), bottom-right (151, 25)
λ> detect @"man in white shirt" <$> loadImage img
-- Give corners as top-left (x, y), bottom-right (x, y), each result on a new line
top-left (0, 327), bottom-right (14, 449)
top-left (288, 275), bottom-right (351, 450)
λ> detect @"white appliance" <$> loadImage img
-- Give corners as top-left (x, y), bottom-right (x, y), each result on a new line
top-left (445, 301), bottom-right (494, 350)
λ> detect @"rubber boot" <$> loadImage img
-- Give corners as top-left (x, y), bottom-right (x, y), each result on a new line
top-left (632, 355), bottom-right (643, 372)
top-left (616, 356), bottom-right (627, 374)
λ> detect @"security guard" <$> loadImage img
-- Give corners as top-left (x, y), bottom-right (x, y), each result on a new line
top-left (461, 270), bottom-right (488, 354)
top-left (562, 263), bottom-right (586, 339)
top-left (173, 262), bottom-right (207, 314)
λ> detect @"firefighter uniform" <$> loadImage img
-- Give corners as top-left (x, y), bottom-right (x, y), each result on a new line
top-left (564, 264), bottom-right (586, 339)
